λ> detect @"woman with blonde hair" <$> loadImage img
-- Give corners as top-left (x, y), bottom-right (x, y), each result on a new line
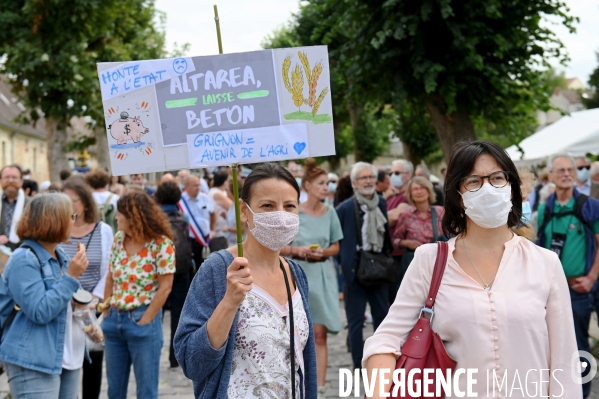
top-left (102, 189), bottom-right (175, 399)
top-left (391, 176), bottom-right (445, 296)
top-left (0, 192), bottom-right (89, 399)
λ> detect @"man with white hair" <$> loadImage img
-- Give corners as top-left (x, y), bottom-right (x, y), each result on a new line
top-left (590, 161), bottom-right (599, 200)
top-left (386, 159), bottom-right (413, 227)
top-left (336, 162), bottom-right (392, 370)
top-left (575, 156), bottom-right (592, 195)
top-left (536, 153), bottom-right (599, 397)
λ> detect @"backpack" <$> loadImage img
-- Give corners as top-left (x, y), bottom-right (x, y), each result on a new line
top-left (166, 211), bottom-right (193, 275)
top-left (98, 194), bottom-right (117, 233)
top-left (538, 193), bottom-right (590, 235)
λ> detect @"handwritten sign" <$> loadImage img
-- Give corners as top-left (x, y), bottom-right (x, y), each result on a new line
top-left (99, 58), bottom-right (196, 101)
top-left (97, 46), bottom-right (335, 175)
top-left (186, 125), bottom-right (309, 168)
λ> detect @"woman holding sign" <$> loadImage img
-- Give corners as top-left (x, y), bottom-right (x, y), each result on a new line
top-left (282, 158), bottom-right (342, 397)
top-left (174, 163), bottom-right (317, 399)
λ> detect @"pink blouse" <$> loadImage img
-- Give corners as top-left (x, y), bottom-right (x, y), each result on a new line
top-left (362, 235), bottom-right (581, 398)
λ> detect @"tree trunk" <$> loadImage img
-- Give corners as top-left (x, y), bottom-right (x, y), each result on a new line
top-left (425, 95), bottom-right (476, 163)
top-left (347, 101), bottom-right (366, 161)
top-left (401, 141), bottom-right (421, 167)
top-left (94, 125), bottom-right (111, 173)
top-left (45, 116), bottom-right (70, 183)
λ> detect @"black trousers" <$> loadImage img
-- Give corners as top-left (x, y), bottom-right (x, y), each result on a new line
top-left (165, 272), bottom-right (191, 367)
top-left (82, 350), bottom-right (104, 399)
top-left (190, 238), bottom-right (206, 278)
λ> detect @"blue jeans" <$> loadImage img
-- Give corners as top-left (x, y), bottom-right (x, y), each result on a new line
top-left (344, 277), bottom-right (390, 368)
top-left (4, 363), bottom-right (80, 399)
top-left (103, 305), bottom-right (163, 399)
top-left (569, 288), bottom-right (593, 398)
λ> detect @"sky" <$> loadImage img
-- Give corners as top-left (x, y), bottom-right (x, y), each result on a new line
top-left (155, 0), bottom-right (599, 83)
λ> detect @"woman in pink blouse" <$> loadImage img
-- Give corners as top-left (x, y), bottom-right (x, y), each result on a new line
top-left (364, 141), bottom-right (580, 398)
top-left (391, 176), bottom-right (445, 297)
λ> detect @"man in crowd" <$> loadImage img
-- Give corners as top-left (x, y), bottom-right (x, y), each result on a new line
top-left (591, 161), bottom-right (599, 200)
top-left (376, 169), bottom-right (390, 197)
top-left (536, 154), bottom-right (599, 397)
top-left (179, 174), bottom-right (216, 272)
top-left (415, 164), bottom-right (444, 205)
top-left (336, 162), bottom-right (392, 370)
top-left (130, 173), bottom-right (156, 196)
top-left (575, 156), bottom-right (592, 196)
top-left (287, 160), bottom-right (308, 202)
top-left (0, 165), bottom-right (31, 250)
top-left (386, 159), bottom-right (413, 228)
top-left (86, 169), bottom-right (118, 233)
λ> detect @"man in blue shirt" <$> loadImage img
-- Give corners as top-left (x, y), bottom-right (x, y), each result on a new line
top-left (180, 174), bottom-right (215, 273)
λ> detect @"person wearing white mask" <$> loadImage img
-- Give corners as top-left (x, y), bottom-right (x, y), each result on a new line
top-left (174, 163), bottom-right (317, 398)
top-left (326, 172), bottom-right (338, 206)
top-left (363, 141), bottom-right (580, 398)
top-left (386, 159), bottom-right (413, 229)
top-left (575, 156), bottom-right (592, 196)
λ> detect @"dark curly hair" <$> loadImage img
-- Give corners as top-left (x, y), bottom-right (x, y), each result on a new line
top-left (85, 169), bottom-right (111, 189)
top-left (154, 180), bottom-right (182, 206)
top-left (117, 189), bottom-right (173, 243)
top-left (442, 140), bottom-right (522, 237)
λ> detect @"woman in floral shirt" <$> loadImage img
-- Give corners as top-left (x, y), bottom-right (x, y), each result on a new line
top-left (102, 189), bottom-right (175, 399)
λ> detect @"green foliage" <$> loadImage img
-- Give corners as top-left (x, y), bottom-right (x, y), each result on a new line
top-left (65, 134), bottom-right (97, 152)
top-left (266, 0), bottom-right (577, 161)
top-left (392, 100), bottom-right (440, 165)
top-left (583, 52), bottom-right (599, 109)
top-left (357, 103), bottom-right (391, 163)
top-left (0, 0), bottom-right (168, 178)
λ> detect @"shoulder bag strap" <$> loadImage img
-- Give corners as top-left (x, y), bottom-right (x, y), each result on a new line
top-left (85, 222), bottom-right (100, 249)
top-left (424, 241), bottom-right (449, 309)
top-left (353, 198), bottom-right (363, 249)
top-left (280, 258), bottom-right (296, 399)
top-left (430, 206), bottom-right (439, 242)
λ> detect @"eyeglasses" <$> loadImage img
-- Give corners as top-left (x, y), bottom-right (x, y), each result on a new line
top-left (328, 180), bottom-right (337, 184)
top-left (388, 171), bottom-right (408, 176)
top-left (552, 167), bottom-right (575, 175)
top-left (71, 213), bottom-right (78, 222)
top-left (356, 175), bottom-right (376, 182)
top-left (461, 171), bottom-right (510, 192)
top-left (578, 165), bottom-right (590, 171)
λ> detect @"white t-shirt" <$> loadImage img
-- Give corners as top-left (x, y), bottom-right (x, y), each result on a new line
top-left (62, 305), bottom-right (86, 370)
top-left (92, 191), bottom-right (119, 209)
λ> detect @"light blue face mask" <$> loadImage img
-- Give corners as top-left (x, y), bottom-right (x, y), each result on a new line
top-left (577, 168), bottom-right (590, 183)
top-left (295, 177), bottom-right (302, 188)
top-left (390, 173), bottom-right (403, 188)
top-left (328, 182), bottom-right (337, 193)
top-left (521, 201), bottom-right (532, 224)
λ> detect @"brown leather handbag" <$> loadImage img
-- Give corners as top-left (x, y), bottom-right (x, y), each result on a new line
top-left (390, 241), bottom-right (456, 398)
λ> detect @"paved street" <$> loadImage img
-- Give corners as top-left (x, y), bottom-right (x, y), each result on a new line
top-left (1, 304), bottom-right (599, 398)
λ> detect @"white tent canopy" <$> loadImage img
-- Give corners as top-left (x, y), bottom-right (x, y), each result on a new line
top-left (505, 107), bottom-right (599, 165)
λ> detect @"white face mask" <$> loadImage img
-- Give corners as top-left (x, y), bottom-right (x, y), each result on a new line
top-left (245, 203), bottom-right (299, 251)
top-left (460, 183), bottom-right (512, 229)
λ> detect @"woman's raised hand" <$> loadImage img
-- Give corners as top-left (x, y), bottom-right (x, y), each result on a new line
top-left (224, 257), bottom-right (253, 308)
top-left (66, 248), bottom-right (89, 279)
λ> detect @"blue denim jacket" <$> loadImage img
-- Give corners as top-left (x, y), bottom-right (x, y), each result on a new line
top-left (0, 239), bottom-right (80, 374)
top-left (174, 250), bottom-right (317, 398)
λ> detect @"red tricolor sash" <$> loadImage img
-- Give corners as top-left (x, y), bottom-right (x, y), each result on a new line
top-left (178, 197), bottom-right (210, 246)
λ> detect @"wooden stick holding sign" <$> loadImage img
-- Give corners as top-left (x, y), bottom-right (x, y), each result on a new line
top-left (213, 5), bottom-right (244, 259)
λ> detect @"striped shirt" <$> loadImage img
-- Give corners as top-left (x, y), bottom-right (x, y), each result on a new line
top-left (59, 223), bottom-right (103, 293)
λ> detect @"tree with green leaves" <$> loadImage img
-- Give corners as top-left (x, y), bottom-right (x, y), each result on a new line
top-left (271, 0), bottom-right (576, 162)
top-left (0, 0), bottom-right (168, 181)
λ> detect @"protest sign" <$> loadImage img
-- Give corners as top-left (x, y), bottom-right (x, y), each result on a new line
top-left (97, 46), bottom-right (335, 175)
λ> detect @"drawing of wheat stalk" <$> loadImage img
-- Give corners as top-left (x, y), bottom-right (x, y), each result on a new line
top-left (291, 64), bottom-right (304, 109)
top-left (312, 87), bottom-right (329, 116)
top-left (282, 55), bottom-right (292, 92)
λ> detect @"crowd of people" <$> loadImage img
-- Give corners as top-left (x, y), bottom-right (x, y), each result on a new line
top-left (0, 141), bottom-right (597, 398)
